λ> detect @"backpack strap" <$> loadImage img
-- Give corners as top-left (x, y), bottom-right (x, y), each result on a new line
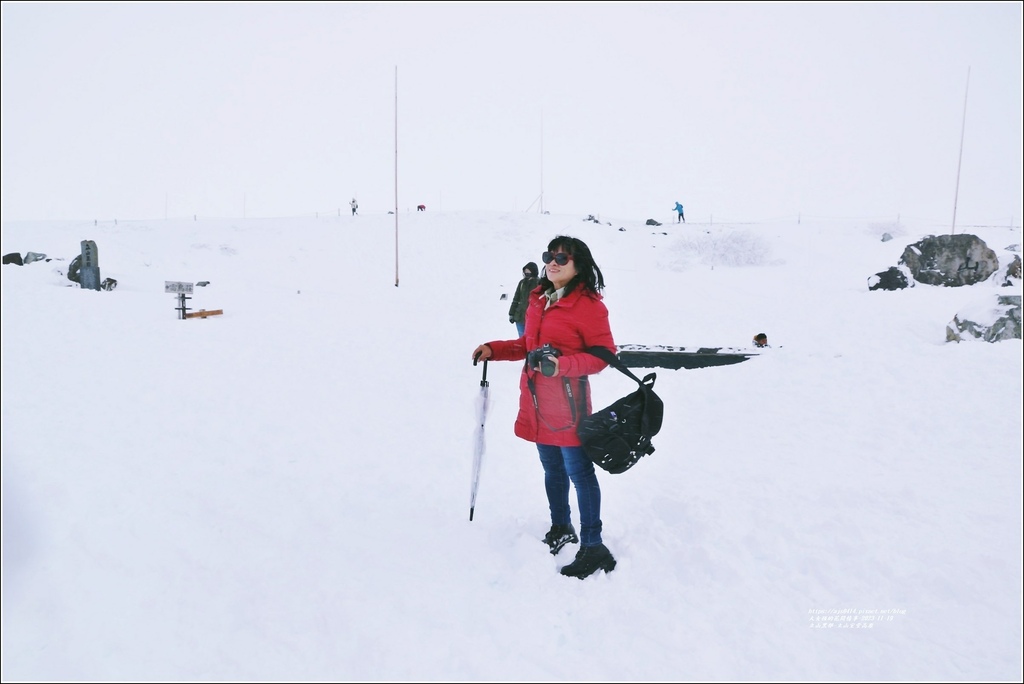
top-left (584, 346), bottom-right (649, 387)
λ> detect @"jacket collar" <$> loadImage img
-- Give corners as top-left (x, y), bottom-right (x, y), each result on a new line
top-left (536, 285), bottom-right (594, 310)
top-left (542, 286), bottom-right (565, 309)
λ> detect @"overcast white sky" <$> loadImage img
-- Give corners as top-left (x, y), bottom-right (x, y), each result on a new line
top-left (2, 1), bottom-right (1021, 225)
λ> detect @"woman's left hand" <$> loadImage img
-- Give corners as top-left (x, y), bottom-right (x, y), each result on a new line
top-left (531, 352), bottom-right (561, 376)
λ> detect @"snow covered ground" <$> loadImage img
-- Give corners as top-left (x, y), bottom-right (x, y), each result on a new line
top-left (2, 210), bottom-right (1021, 681)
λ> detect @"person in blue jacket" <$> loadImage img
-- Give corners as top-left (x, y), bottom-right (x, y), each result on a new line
top-left (674, 202), bottom-right (685, 223)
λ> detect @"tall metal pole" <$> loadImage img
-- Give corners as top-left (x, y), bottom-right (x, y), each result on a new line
top-left (394, 66), bottom-right (400, 287)
top-left (951, 66), bottom-right (970, 235)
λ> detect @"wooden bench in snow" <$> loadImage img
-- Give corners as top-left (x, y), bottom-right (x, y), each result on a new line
top-left (184, 309), bottom-right (223, 319)
top-left (616, 344), bottom-right (759, 370)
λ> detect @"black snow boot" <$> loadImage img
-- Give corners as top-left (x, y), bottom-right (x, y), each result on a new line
top-left (559, 542), bottom-right (616, 579)
top-left (542, 524), bottom-right (579, 555)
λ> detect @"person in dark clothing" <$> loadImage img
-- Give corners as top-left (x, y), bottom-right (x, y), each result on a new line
top-left (508, 262), bottom-right (540, 336)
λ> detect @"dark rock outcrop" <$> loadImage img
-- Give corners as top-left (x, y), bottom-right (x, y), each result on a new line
top-left (900, 234), bottom-right (998, 287)
top-left (868, 266), bottom-right (912, 291)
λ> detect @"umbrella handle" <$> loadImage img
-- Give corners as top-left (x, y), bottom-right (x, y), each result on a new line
top-left (480, 359), bottom-right (488, 387)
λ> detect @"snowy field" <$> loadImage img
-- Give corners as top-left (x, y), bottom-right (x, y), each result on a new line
top-left (2, 210), bottom-right (1021, 681)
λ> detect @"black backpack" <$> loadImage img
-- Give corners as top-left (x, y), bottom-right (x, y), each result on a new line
top-left (577, 347), bottom-right (664, 474)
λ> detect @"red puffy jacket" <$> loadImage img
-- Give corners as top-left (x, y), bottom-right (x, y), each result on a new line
top-left (487, 286), bottom-right (615, 446)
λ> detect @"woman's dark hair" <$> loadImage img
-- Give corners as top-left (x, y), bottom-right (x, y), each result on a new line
top-left (538, 235), bottom-right (605, 295)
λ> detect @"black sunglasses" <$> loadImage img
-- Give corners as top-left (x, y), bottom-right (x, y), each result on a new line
top-left (542, 251), bottom-right (573, 266)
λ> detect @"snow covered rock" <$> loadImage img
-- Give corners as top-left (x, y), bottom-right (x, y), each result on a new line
top-left (945, 294), bottom-right (1022, 343)
top-left (994, 253), bottom-right (1021, 287)
top-left (868, 265), bottom-right (914, 291)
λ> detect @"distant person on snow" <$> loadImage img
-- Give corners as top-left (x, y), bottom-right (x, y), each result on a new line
top-left (350, 198), bottom-right (358, 216)
top-left (674, 202), bottom-right (685, 223)
top-left (753, 333), bottom-right (769, 348)
top-left (508, 261), bottom-right (540, 337)
top-left (417, 204), bottom-right (426, 211)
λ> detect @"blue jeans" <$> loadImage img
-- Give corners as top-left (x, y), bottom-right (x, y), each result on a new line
top-left (536, 443), bottom-right (603, 546)
top-left (516, 321), bottom-right (526, 337)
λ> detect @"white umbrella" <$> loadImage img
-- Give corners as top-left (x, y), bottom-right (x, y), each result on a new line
top-left (469, 359), bottom-right (490, 521)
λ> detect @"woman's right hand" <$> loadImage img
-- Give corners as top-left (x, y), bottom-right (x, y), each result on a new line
top-left (472, 344), bottom-right (492, 365)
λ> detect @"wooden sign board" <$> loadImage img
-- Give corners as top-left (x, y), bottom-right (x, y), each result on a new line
top-left (184, 309), bottom-right (223, 319)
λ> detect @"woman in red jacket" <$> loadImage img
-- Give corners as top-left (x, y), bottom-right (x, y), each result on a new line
top-left (471, 236), bottom-right (617, 579)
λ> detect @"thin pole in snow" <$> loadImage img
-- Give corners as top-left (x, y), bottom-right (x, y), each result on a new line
top-left (539, 110), bottom-right (544, 214)
top-left (951, 66), bottom-right (970, 235)
top-left (394, 65), bottom-right (400, 287)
